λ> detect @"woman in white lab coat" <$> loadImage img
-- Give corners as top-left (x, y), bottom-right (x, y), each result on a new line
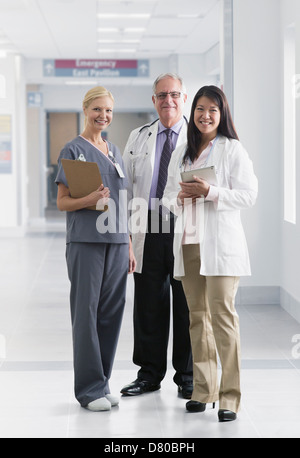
top-left (163, 86), bottom-right (258, 422)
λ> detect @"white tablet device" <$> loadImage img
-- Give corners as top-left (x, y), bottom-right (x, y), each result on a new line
top-left (180, 165), bottom-right (218, 185)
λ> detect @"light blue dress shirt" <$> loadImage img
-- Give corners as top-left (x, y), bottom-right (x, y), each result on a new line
top-left (149, 118), bottom-right (184, 208)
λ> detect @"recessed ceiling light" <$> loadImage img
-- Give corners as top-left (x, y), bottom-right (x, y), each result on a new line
top-left (98, 14), bottom-right (150, 19)
top-left (65, 81), bottom-right (97, 86)
top-left (124, 28), bottom-right (146, 33)
top-left (177, 14), bottom-right (201, 18)
top-left (98, 48), bottom-right (137, 53)
top-left (98, 39), bottom-right (140, 44)
top-left (98, 27), bottom-right (120, 33)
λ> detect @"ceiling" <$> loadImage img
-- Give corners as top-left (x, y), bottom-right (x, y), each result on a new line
top-left (0, 0), bottom-right (220, 60)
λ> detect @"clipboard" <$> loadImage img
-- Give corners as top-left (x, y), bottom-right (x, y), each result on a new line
top-left (61, 158), bottom-right (107, 211)
top-left (180, 165), bottom-right (218, 185)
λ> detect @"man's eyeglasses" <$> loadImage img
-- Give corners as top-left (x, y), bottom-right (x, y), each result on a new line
top-left (154, 91), bottom-right (183, 100)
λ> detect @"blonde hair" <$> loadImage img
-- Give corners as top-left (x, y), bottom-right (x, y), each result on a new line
top-left (82, 86), bottom-right (114, 128)
top-left (83, 85), bottom-right (114, 110)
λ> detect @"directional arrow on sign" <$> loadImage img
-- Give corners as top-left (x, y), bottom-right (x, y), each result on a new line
top-left (138, 60), bottom-right (149, 77)
top-left (43, 60), bottom-right (55, 76)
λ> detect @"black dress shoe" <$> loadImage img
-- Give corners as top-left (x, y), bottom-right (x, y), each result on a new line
top-left (218, 409), bottom-right (237, 422)
top-left (120, 379), bottom-right (161, 396)
top-left (178, 381), bottom-right (193, 399)
top-left (186, 400), bottom-right (206, 412)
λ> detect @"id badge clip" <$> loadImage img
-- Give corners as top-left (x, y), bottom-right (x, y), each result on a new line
top-left (115, 163), bottom-right (125, 178)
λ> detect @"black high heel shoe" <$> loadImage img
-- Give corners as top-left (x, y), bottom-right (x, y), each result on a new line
top-left (186, 401), bottom-right (216, 412)
top-left (218, 409), bottom-right (237, 422)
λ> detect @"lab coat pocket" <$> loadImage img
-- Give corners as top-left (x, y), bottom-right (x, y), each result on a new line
top-left (219, 211), bottom-right (246, 257)
top-left (131, 152), bottom-right (149, 181)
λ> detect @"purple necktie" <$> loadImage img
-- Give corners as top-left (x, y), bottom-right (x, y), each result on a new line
top-left (156, 129), bottom-right (173, 200)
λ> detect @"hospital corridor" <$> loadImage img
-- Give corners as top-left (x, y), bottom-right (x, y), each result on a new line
top-left (0, 0), bottom-right (300, 440)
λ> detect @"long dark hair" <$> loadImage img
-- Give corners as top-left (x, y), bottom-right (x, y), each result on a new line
top-left (183, 85), bottom-right (239, 165)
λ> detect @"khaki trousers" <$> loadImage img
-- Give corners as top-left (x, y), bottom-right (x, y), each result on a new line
top-left (181, 244), bottom-right (241, 413)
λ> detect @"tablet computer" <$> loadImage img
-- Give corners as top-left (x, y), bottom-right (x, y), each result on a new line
top-left (180, 165), bottom-right (217, 185)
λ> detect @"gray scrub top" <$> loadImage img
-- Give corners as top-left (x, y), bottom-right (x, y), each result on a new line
top-left (55, 135), bottom-right (129, 244)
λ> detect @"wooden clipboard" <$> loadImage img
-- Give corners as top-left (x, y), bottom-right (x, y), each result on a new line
top-left (61, 158), bottom-right (107, 211)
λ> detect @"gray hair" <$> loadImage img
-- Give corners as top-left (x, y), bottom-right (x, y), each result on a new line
top-left (152, 73), bottom-right (187, 95)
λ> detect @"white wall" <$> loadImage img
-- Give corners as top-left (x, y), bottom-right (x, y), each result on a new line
top-left (41, 84), bottom-right (154, 113)
top-left (26, 84), bottom-right (45, 223)
top-left (280, 0), bottom-right (300, 321)
top-left (232, 0), bottom-right (281, 292)
top-left (0, 54), bottom-right (27, 234)
top-left (178, 53), bottom-right (219, 116)
top-left (231, 0), bottom-right (300, 322)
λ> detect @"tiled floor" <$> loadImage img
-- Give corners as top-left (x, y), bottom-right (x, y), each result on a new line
top-left (0, 226), bottom-right (300, 438)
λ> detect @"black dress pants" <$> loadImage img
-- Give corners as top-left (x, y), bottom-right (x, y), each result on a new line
top-left (133, 212), bottom-right (193, 385)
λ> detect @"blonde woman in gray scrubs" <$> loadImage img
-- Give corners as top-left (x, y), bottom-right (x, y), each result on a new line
top-left (56, 86), bottom-right (136, 412)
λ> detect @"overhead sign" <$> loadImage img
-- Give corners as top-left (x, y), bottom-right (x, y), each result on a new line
top-left (43, 59), bottom-right (150, 78)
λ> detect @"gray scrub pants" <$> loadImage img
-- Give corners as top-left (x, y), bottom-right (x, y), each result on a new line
top-left (66, 242), bottom-right (129, 407)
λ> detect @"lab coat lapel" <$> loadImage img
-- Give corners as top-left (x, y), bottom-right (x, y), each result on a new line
top-left (147, 121), bottom-right (159, 171)
top-left (206, 135), bottom-right (226, 167)
top-left (176, 118), bottom-right (188, 147)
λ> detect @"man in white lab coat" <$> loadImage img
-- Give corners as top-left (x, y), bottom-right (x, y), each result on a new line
top-left (121, 73), bottom-right (193, 398)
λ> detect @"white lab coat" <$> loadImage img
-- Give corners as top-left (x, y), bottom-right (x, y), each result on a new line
top-left (123, 118), bottom-right (188, 273)
top-left (162, 135), bottom-right (258, 279)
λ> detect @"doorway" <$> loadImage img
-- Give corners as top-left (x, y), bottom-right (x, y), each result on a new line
top-left (46, 111), bottom-right (80, 213)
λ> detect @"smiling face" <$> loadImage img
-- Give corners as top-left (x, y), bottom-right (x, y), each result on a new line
top-left (194, 96), bottom-right (221, 141)
top-left (83, 96), bottom-right (114, 133)
top-left (152, 77), bottom-right (187, 128)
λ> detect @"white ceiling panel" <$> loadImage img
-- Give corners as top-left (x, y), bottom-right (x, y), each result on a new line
top-left (140, 37), bottom-right (183, 52)
top-left (0, 0), bottom-right (220, 59)
top-left (177, 0), bottom-right (221, 54)
top-left (0, 0), bottom-right (30, 11)
top-left (98, 0), bottom-right (157, 14)
top-left (151, 0), bottom-right (217, 16)
top-left (146, 18), bottom-right (199, 36)
top-left (39, 0), bottom-right (98, 58)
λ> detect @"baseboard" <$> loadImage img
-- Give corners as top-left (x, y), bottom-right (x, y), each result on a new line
top-left (280, 288), bottom-right (300, 324)
top-left (236, 285), bottom-right (280, 306)
top-left (236, 285), bottom-right (300, 324)
top-left (0, 226), bottom-right (26, 237)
